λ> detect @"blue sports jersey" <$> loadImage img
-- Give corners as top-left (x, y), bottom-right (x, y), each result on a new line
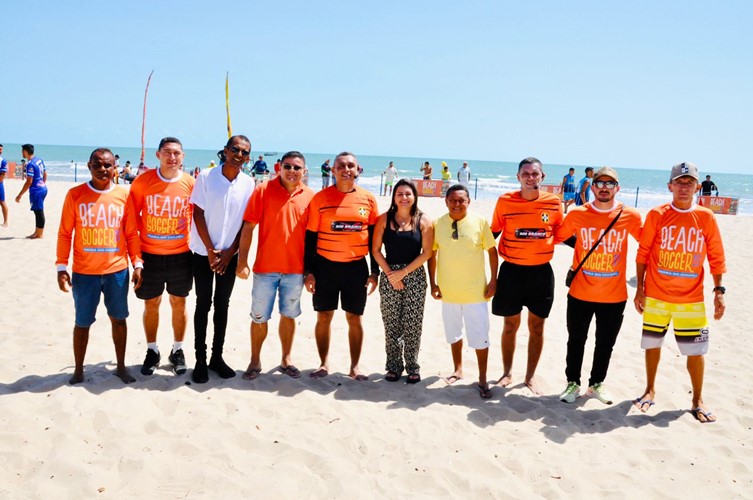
top-left (26, 156), bottom-right (47, 189)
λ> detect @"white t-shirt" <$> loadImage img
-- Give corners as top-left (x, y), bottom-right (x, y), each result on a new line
top-left (189, 166), bottom-right (254, 255)
top-left (458, 166), bottom-right (471, 184)
top-left (384, 166), bottom-right (397, 183)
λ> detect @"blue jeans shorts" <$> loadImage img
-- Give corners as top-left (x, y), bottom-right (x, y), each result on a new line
top-left (72, 269), bottom-right (130, 327)
top-left (251, 273), bottom-right (304, 323)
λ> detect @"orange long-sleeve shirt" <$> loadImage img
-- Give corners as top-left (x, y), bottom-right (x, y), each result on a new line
top-left (636, 203), bottom-right (726, 303)
top-left (56, 183), bottom-right (142, 275)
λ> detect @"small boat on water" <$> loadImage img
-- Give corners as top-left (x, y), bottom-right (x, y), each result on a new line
top-left (264, 152), bottom-right (277, 156)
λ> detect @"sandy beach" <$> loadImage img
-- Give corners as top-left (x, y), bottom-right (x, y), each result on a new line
top-left (0, 177), bottom-right (751, 498)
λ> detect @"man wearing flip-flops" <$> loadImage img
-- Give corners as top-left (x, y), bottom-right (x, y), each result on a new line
top-left (633, 162), bottom-right (726, 423)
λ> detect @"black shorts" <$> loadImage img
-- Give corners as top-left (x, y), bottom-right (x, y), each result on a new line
top-left (135, 251), bottom-right (193, 300)
top-left (492, 261), bottom-right (554, 318)
top-left (312, 255), bottom-right (369, 315)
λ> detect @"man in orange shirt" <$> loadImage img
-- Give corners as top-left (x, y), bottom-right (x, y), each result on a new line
top-left (491, 157), bottom-right (563, 395)
top-left (554, 167), bottom-right (642, 404)
top-left (56, 148), bottom-right (143, 384)
top-left (304, 152), bottom-right (379, 380)
top-left (633, 162), bottom-right (726, 423)
top-left (236, 151), bottom-right (314, 380)
top-left (126, 137), bottom-right (195, 377)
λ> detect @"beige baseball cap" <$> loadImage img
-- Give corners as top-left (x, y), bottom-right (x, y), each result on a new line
top-left (670, 162), bottom-right (699, 181)
top-left (593, 166), bottom-right (619, 183)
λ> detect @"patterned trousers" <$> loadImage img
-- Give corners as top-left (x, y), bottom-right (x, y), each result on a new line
top-left (379, 264), bottom-right (428, 374)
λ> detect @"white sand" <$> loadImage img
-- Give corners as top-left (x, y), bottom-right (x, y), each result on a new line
top-left (1, 177), bottom-right (751, 498)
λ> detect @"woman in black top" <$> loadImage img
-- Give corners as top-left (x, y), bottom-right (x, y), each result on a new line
top-left (372, 179), bottom-right (434, 383)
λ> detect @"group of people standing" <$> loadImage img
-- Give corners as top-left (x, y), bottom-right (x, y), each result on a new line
top-left (55, 143), bottom-right (726, 423)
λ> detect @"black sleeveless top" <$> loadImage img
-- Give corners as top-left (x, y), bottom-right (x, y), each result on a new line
top-left (383, 219), bottom-right (422, 265)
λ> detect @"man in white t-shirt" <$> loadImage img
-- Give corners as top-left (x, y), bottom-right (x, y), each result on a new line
top-left (189, 134), bottom-right (255, 383)
top-left (457, 161), bottom-right (471, 187)
top-left (383, 161), bottom-right (398, 196)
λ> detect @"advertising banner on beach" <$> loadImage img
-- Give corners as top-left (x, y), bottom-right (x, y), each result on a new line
top-left (413, 179), bottom-right (443, 197)
top-left (540, 184), bottom-right (563, 200)
top-left (698, 196), bottom-right (739, 215)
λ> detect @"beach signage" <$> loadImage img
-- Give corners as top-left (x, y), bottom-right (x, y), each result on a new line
top-left (413, 179), bottom-right (443, 197)
top-left (698, 195), bottom-right (739, 215)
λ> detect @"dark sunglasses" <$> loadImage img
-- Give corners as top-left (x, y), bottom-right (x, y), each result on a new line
top-left (451, 220), bottom-right (458, 240)
top-left (229, 145), bottom-right (251, 156)
top-left (593, 180), bottom-right (618, 189)
top-left (282, 163), bottom-right (304, 171)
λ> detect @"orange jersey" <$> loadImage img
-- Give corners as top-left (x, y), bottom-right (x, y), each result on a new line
top-left (555, 203), bottom-right (642, 302)
top-left (491, 190), bottom-right (563, 265)
top-left (243, 178), bottom-right (314, 274)
top-left (126, 169), bottom-right (194, 255)
top-left (56, 183), bottom-right (142, 275)
top-left (637, 203), bottom-right (726, 303)
top-left (306, 185), bottom-right (378, 262)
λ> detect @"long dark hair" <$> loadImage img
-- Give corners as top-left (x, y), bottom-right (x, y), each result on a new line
top-left (387, 179), bottom-right (422, 229)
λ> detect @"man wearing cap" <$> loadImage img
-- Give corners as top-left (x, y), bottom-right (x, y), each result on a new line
top-left (554, 167), bottom-right (642, 404)
top-left (633, 162), bottom-right (726, 423)
top-left (575, 167), bottom-right (594, 207)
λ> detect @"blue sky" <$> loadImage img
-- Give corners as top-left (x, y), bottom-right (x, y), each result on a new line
top-left (2, 1), bottom-right (751, 173)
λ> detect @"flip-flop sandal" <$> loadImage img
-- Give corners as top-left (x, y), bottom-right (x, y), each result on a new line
top-left (691, 407), bottom-right (716, 423)
top-left (477, 384), bottom-right (492, 399)
top-left (406, 373), bottom-right (421, 384)
top-left (385, 371), bottom-right (400, 382)
top-left (280, 365), bottom-right (301, 379)
top-left (633, 397), bottom-right (655, 411)
top-left (242, 368), bottom-right (262, 380)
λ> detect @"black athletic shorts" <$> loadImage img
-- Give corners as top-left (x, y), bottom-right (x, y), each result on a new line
top-left (491, 261), bottom-right (554, 318)
top-left (135, 251), bottom-right (193, 300)
top-left (312, 255), bottom-right (369, 315)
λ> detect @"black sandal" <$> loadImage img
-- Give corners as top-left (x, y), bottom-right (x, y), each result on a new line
top-left (385, 371), bottom-right (400, 382)
top-left (406, 373), bottom-right (421, 384)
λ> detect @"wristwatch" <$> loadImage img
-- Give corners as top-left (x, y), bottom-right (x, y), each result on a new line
top-left (713, 286), bottom-right (726, 294)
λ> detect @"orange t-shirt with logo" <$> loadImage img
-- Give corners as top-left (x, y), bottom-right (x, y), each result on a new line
top-left (306, 185), bottom-right (378, 262)
top-left (56, 183), bottom-right (142, 275)
top-left (555, 203), bottom-right (642, 302)
top-left (491, 190), bottom-right (563, 266)
top-left (637, 203), bottom-right (726, 303)
top-left (126, 169), bottom-right (194, 255)
top-left (243, 178), bottom-right (314, 274)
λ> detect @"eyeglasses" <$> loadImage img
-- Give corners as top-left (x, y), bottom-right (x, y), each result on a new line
top-left (451, 220), bottom-right (458, 240)
top-left (282, 163), bottom-right (304, 171)
top-left (229, 145), bottom-right (250, 156)
top-left (593, 180), bottom-right (618, 189)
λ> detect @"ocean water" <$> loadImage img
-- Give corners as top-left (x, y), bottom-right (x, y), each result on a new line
top-left (3, 142), bottom-right (751, 215)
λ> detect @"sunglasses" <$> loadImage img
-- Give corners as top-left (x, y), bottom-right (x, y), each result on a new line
top-left (451, 220), bottom-right (458, 240)
top-left (229, 145), bottom-right (250, 156)
top-left (282, 163), bottom-right (304, 171)
top-left (593, 180), bottom-right (618, 189)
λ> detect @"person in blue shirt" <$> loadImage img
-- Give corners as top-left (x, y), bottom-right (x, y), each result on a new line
top-left (560, 167), bottom-right (576, 213)
top-left (0, 144), bottom-right (8, 227)
top-left (252, 155), bottom-right (268, 180)
top-left (574, 167), bottom-right (594, 207)
top-left (15, 143), bottom-right (48, 239)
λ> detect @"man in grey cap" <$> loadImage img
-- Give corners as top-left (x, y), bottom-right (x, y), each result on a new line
top-left (633, 162), bottom-right (726, 423)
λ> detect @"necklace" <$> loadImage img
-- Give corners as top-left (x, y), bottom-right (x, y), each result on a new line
top-left (395, 215), bottom-right (411, 228)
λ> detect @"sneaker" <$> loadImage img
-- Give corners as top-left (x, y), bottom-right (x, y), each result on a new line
top-left (587, 383), bottom-right (614, 405)
top-left (140, 349), bottom-right (161, 376)
top-left (168, 348), bottom-right (187, 375)
top-left (559, 381), bottom-right (580, 403)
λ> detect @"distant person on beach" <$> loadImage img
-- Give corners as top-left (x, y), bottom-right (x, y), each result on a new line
top-left (126, 137), bottom-right (195, 377)
top-left (457, 161), bottom-right (471, 187)
top-left (236, 151), bottom-right (314, 380)
top-left (420, 161), bottom-right (433, 180)
top-left (113, 155), bottom-right (121, 184)
top-left (122, 161), bottom-right (135, 183)
top-left (633, 162), bottom-right (726, 423)
top-left (491, 157), bottom-right (563, 395)
top-left (189, 135), bottom-right (255, 383)
top-left (192, 166), bottom-right (200, 178)
top-left (373, 179), bottom-right (434, 384)
top-left (304, 151), bottom-right (379, 380)
top-left (560, 167), bottom-right (576, 213)
top-left (252, 155), bottom-right (268, 184)
top-left (56, 148), bottom-right (143, 385)
top-left (441, 162), bottom-right (451, 181)
top-left (382, 161), bottom-right (397, 196)
top-left (428, 184), bottom-right (497, 398)
top-left (554, 167), bottom-right (642, 404)
top-left (15, 144), bottom-right (48, 239)
top-left (575, 167), bottom-right (594, 206)
top-left (320, 159), bottom-right (331, 189)
top-left (0, 144), bottom-right (8, 227)
top-left (700, 175), bottom-right (718, 196)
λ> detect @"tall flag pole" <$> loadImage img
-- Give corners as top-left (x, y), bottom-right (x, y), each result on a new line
top-left (226, 72), bottom-right (233, 138)
top-left (140, 70), bottom-right (154, 165)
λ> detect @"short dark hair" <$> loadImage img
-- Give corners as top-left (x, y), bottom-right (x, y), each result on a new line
top-left (446, 183), bottom-right (470, 199)
top-left (335, 151), bottom-right (357, 163)
top-left (22, 144), bottom-right (35, 155)
top-left (89, 148), bottom-right (114, 162)
top-left (0, 144), bottom-right (3, 148)
top-left (226, 135), bottom-right (251, 148)
top-left (281, 151), bottom-right (306, 165)
top-left (518, 157), bottom-right (542, 172)
top-left (585, 167), bottom-right (594, 173)
top-left (158, 137), bottom-right (182, 150)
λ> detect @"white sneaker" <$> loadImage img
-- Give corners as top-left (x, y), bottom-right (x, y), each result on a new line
top-left (559, 382), bottom-right (580, 403)
top-left (587, 383), bottom-right (614, 405)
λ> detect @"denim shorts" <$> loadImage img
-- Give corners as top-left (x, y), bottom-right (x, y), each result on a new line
top-left (72, 269), bottom-right (130, 327)
top-left (251, 273), bottom-right (304, 323)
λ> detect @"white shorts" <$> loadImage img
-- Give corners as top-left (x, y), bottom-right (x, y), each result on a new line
top-left (441, 302), bottom-right (490, 350)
